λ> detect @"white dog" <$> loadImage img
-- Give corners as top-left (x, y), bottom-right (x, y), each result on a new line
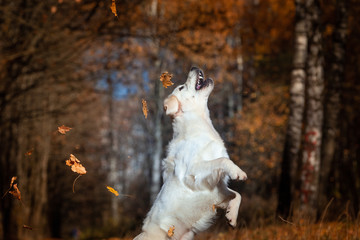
top-left (134, 67), bottom-right (247, 240)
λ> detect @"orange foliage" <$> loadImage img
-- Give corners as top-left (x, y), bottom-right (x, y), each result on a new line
top-left (240, 0), bottom-right (295, 56)
top-left (230, 82), bottom-right (289, 181)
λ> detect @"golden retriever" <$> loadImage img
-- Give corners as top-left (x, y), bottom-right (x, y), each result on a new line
top-left (134, 67), bottom-right (247, 240)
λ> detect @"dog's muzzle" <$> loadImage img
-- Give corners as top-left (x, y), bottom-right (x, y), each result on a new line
top-left (192, 67), bottom-right (213, 91)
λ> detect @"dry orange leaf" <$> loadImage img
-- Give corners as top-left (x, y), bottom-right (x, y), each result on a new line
top-left (142, 99), bottom-right (148, 119)
top-left (58, 125), bottom-right (72, 134)
top-left (160, 72), bottom-right (174, 88)
top-left (9, 176), bottom-right (17, 188)
top-left (110, 0), bottom-right (117, 17)
top-left (212, 204), bottom-right (216, 212)
top-left (167, 225), bottom-right (175, 237)
top-left (9, 183), bottom-right (21, 201)
top-left (106, 186), bottom-right (119, 196)
top-left (66, 154), bottom-right (87, 175)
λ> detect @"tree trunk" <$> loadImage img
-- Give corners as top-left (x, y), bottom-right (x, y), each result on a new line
top-left (150, 52), bottom-right (165, 203)
top-left (106, 76), bottom-right (119, 224)
top-left (318, 0), bottom-right (348, 214)
top-left (277, 0), bottom-right (308, 218)
top-left (299, 0), bottom-right (324, 218)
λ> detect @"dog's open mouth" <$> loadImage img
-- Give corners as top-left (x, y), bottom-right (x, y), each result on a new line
top-left (195, 71), bottom-right (212, 91)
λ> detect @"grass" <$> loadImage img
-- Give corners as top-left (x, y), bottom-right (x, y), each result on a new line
top-left (195, 221), bottom-right (360, 240)
top-left (111, 220), bottom-right (359, 240)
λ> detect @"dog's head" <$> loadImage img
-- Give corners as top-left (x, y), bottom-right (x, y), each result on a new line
top-left (164, 67), bottom-right (214, 118)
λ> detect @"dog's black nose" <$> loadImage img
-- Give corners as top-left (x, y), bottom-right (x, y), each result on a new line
top-left (190, 66), bottom-right (199, 72)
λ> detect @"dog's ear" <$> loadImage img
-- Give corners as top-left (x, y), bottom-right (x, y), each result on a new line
top-left (164, 95), bottom-right (181, 116)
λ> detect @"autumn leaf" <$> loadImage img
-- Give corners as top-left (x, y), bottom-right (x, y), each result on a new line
top-left (9, 183), bottom-right (21, 201)
top-left (106, 186), bottom-right (119, 196)
top-left (9, 176), bottom-right (17, 188)
top-left (58, 125), bottom-right (72, 134)
top-left (212, 204), bottom-right (216, 212)
top-left (25, 149), bottom-right (33, 156)
top-left (51, 6), bottom-right (57, 14)
top-left (167, 225), bottom-right (175, 237)
top-left (66, 154), bottom-right (86, 193)
top-left (110, 0), bottom-right (117, 17)
top-left (160, 72), bottom-right (174, 88)
top-left (23, 225), bottom-right (33, 230)
top-left (2, 176), bottom-right (17, 199)
top-left (66, 154), bottom-right (86, 175)
top-left (142, 99), bottom-right (148, 119)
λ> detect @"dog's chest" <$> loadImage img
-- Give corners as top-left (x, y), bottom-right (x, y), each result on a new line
top-left (168, 134), bottom-right (227, 166)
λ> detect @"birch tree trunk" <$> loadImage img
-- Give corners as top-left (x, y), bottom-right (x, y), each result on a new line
top-left (299, 0), bottom-right (324, 217)
top-left (318, 0), bottom-right (348, 214)
top-left (277, 0), bottom-right (308, 217)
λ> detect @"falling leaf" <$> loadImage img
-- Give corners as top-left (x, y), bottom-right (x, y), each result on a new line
top-left (9, 183), bottom-right (21, 201)
top-left (58, 125), bottom-right (72, 134)
top-left (167, 225), bottom-right (175, 237)
top-left (110, 0), bottom-right (117, 17)
top-left (107, 186), bottom-right (119, 196)
top-left (2, 176), bottom-right (17, 199)
top-left (212, 204), bottom-right (216, 212)
top-left (51, 6), bottom-right (57, 14)
top-left (160, 72), bottom-right (174, 88)
top-left (10, 176), bottom-right (17, 188)
top-left (142, 99), bottom-right (148, 119)
top-left (23, 225), bottom-right (33, 230)
top-left (25, 149), bottom-right (33, 156)
top-left (66, 154), bottom-right (87, 175)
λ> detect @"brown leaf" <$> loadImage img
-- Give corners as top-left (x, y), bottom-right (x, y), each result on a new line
top-left (66, 154), bottom-right (87, 175)
top-left (9, 183), bottom-right (21, 201)
top-left (23, 225), bottom-right (33, 230)
top-left (58, 125), bottom-right (72, 134)
top-left (160, 72), bottom-right (174, 88)
top-left (2, 176), bottom-right (17, 199)
top-left (142, 99), bottom-right (148, 119)
top-left (110, 0), bottom-right (117, 17)
top-left (51, 6), bottom-right (57, 14)
top-left (167, 225), bottom-right (175, 237)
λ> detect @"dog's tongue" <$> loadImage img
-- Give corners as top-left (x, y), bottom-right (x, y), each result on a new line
top-left (196, 83), bottom-right (201, 90)
top-left (196, 78), bottom-right (203, 90)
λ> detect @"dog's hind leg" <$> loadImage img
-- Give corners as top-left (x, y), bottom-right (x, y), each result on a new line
top-left (225, 189), bottom-right (241, 227)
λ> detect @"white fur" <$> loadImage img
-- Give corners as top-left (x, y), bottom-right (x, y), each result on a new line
top-left (134, 68), bottom-right (247, 240)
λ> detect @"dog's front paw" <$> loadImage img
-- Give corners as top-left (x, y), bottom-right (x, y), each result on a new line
top-left (229, 165), bottom-right (247, 181)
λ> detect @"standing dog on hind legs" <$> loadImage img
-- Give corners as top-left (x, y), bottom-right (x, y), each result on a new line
top-left (134, 67), bottom-right (247, 240)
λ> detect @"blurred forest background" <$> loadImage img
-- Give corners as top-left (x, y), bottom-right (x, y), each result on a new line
top-left (0, 0), bottom-right (360, 239)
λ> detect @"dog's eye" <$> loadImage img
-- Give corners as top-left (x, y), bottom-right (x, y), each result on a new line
top-left (179, 86), bottom-right (184, 91)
